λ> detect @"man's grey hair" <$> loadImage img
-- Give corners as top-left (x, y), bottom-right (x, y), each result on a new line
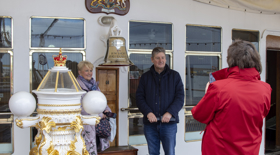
top-left (152, 47), bottom-right (166, 58)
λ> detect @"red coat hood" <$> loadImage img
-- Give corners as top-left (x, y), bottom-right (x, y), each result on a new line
top-left (212, 66), bottom-right (260, 81)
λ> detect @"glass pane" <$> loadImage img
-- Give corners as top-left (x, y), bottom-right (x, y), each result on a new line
top-left (185, 55), bottom-right (219, 106)
top-left (129, 21), bottom-right (172, 50)
top-left (31, 18), bottom-right (84, 48)
top-left (185, 115), bottom-right (206, 141)
top-left (37, 71), bottom-right (82, 92)
top-left (0, 18), bottom-right (12, 48)
top-left (185, 55), bottom-right (219, 141)
top-left (129, 117), bottom-right (146, 145)
top-left (0, 114), bottom-right (13, 154)
top-left (0, 53), bottom-right (11, 112)
top-left (129, 53), bottom-right (170, 112)
top-left (232, 30), bottom-right (259, 51)
top-left (186, 26), bottom-right (221, 52)
top-left (31, 52), bottom-right (82, 90)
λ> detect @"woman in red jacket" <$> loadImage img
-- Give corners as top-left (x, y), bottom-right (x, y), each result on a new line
top-left (191, 40), bottom-right (271, 155)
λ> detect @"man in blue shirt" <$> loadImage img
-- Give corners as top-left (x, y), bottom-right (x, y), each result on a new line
top-left (136, 47), bottom-right (184, 155)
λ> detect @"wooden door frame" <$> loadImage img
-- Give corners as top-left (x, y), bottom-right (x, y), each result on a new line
top-left (96, 67), bottom-right (119, 147)
top-left (266, 49), bottom-right (280, 149)
top-left (266, 35), bottom-right (280, 148)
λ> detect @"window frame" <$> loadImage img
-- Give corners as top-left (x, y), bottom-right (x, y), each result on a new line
top-left (0, 16), bottom-right (14, 155)
top-left (231, 28), bottom-right (260, 51)
top-left (185, 24), bottom-right (222, 54)
top-left (128, 20), bottom-right (174, 52)
top-left (184, 24), bottom-right (222, 142)
top-left (29, 16), bottom-right (86, 50)
top-left (127, 20), bottom-right (174, 146)
top-left (0, 50), bottom-right (14, 100)
top-left (0, 50), bottom-right (14, 155)
top-left (29, 49), bottom-right (86, 90)
top-left (0, 16), bottom-right (13, 50)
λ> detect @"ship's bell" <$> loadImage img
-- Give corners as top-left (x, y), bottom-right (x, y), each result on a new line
top-left (99, 36), bottom-right (134, 66)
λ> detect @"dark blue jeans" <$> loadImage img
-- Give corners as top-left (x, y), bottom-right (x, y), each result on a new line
top-left (144, 123), bottom-right (177, 155)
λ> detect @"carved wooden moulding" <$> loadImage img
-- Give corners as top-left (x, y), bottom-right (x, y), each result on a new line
top-left (85, 0), bottom-right (130, 15)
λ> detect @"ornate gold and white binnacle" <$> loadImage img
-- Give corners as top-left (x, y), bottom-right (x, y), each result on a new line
top-left (9, 49), bottom-right (106, 155)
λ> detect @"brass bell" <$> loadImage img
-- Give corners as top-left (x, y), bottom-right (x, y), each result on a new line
top-left (99, 36), bottom-right (134, 66)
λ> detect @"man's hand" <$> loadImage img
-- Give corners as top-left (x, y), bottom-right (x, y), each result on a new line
top-left (162, 112), bottom-right (172, 123)
top-left (147, 112), bottom-right (157, 123)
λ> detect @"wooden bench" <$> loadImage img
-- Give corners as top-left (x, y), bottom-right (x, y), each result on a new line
top-left (98, 145), bottom-right (138, 155)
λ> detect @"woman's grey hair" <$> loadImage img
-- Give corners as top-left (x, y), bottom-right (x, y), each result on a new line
top-left (77, 61), bottom-right (94, 71)
top-left (227, 39), bottom-right (262, 73)
top-left (152, 47), bottom-right (166, 58)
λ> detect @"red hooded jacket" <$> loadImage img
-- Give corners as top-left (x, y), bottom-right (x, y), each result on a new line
top-left (191, 66), bottom-right (271, 155)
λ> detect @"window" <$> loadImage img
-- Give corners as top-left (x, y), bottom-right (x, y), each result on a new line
top-left (0, 16), bottom-right (13, 154)
top-left (186, 25), bottom-right (221, 52)
top-left (232, 29), bottom-right (259, 51)
top-left (129, 21), bottom-right (172, 50)
top-left (29, 16), bottom-right (86, 148)
top-left (128, 21), bottom-right (173, 145)
top-left (185, 25), bottom-right (222, 142)
top-left (30, 17), bottom-right (85, 48)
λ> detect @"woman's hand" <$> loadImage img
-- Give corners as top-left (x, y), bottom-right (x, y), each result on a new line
top-left (102, 110), bottom-right (110, 118)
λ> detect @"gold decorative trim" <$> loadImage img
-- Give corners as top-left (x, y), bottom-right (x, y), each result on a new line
top-left (83, 148), bottom-right (89, 155)
top-left (81, 115), bottom-right (101, 125)
top-left (20, 117), bottom-right (40, 121)
top-left (53, 126), bottom-right (72, 132)
top-left (39, 117), bottom-right (56, 133)
top-left (29, 126), bottom-right (42, 155)
top-left (38, 117), bottom-right (56, 155)
top-left (67, 136), bottom-right (80, 155)
top-left (96, 119), bottom-right (100, 125)
top-left (61, 72), bottom-right (64, 88)
top-left (38, 103), bottom-right (81, 107)
top-left (71, 116), bottom-right (83, 133)
top-left (41, 70), bottom-right (51, 90)
top-left (36, 70), bottom-right (51, 91)
top-left (81, 115), bottom-right (100, 119)
top-left (81, 135), bottom-right (89, 155)
top-left (67, 116), bottom-right (86, 155)
top-left (55, 71), bottom-right (59, 92)
top-left (55, 123), bottom-right (71, 126)
top-left (39, 137), bottom-right (46, 155)
top-left (29, 146), bottom-right (38, 155)
top-left (70, 71), bottom-right (82, 90)
top-left (15, 117), bottom-right (40, 128)
top-left (35, 132), bottom-right (42, 147)
top-left (37, 108), bottom-right (81, 115)
top-left (15, 119), bottom-right (23, 128)
top-left (47, 141), bottom-right (59, 155)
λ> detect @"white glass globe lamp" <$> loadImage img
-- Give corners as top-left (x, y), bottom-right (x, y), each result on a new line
top-left (82, 91), bottom-right (107, 116)
top-left (9, 91), bottom-right (36, 118)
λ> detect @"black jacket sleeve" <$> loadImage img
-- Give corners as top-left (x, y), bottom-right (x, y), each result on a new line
top-left (136, 75), bottom-right (153, 116)
top-left (166, 72), bottom-right (184, 117)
